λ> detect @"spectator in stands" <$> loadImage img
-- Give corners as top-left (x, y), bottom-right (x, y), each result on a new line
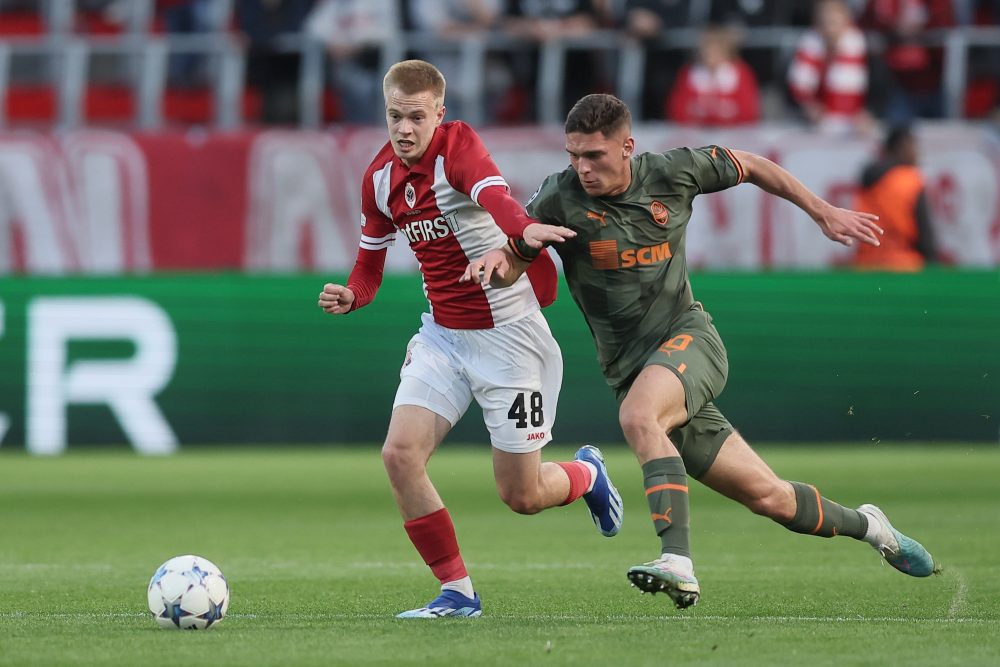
top-left (709, 0), bottom-right (811, 27)
top-left (500, 0), bottom-right (605, 122)
top-left (404, 0), bottom-right (505, 123)
top-left (854, 124), bottom-right (937, 271)
top-left (305, 0), bottom-right (398, 125)
top-left (961, 0), bottom-right (1000, 119)
top-left (666, 24), bottom-right (760, 126)
top-left (236, 0), bottom-right (315, 125)
top-left (787, 0), bottom-right (871, 134)
top-left (859, 0), bottom-right (955, 122)
top-left (159, 0), bottom-right (218, 87)
top-left (0, 0), bottom-right (40, 11)
top-left (709, 0), bottom-right (811, 105)
top-left (617, 0), bottom-right (701, 121)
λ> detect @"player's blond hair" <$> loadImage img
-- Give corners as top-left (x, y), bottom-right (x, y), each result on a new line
top-left (383, 60), bottom-right (446, 108)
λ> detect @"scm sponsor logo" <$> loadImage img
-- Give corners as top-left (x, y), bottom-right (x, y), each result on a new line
top-left (590, 240), bottom-right (672, 269)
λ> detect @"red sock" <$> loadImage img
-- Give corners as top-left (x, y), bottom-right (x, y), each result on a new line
top-left (403, 508), bottom-right (468, 584)
top-left (557, 461), bottom-right (593, 506)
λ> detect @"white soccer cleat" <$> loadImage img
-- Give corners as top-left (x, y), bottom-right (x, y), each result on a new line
top-left (396, 590), bottom-right (482, 619)
top-left (858, 503), bottom-right (939, 577)
top-left (627, 554), bottom-right (700, 609)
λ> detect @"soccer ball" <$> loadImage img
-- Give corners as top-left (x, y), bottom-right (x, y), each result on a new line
top-left (147, 554), bottom-right (230, 630)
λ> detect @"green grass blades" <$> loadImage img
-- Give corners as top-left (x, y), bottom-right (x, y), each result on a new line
top-left (0, 445), bottom-right (998, 667)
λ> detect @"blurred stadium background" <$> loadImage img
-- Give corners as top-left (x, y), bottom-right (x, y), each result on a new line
top-left (0, 0), bottom-right (997, 453)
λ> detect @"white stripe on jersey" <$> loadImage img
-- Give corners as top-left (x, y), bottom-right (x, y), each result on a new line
top-left (372, 162), bottom-right (393, 219)
top-left (469, 176), bottom-right (508, 205)
top-left (360, 233), bottom-right (395, 250)
top-left (431, 156), bottom-right (538, 327)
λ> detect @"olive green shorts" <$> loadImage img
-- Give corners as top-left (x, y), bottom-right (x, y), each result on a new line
top-left (615, 304), bottom-right (734, 479)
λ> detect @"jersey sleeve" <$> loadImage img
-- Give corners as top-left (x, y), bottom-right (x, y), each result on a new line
top-left (348, 166), bottom-right (396, 310)
top-left (359, 166), bottom-right (397, 250)
top-left (668, 146), bottom-right (744, 195)
top-left (444, 122), bottom-right (508, 204)
top-left (524, 174), bottom-right (562, 225)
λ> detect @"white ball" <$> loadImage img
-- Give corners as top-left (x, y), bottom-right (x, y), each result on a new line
top-left (147, 554), bottom-right (230, 630)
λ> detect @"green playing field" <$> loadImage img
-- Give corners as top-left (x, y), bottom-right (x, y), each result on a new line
top-left (0, 445), bottom-right (997, 667)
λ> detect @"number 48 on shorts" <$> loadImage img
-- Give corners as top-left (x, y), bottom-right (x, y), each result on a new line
top-left (507, 391), bottom-right (544, 428)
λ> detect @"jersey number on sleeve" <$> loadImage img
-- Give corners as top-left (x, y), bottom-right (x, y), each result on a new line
top-left (508, 391), bottom-right (543, 428)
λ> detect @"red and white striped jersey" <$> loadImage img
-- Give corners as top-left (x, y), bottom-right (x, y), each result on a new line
top-left (357, 121), bottom-right (557, 330)
top-left (788, 26), bottom-right (868, 120)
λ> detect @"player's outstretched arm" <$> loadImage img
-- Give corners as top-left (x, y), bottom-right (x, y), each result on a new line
top-left (522, 222), bottom-right (576, 248)
top-left (733, 149), bottom-right (884, 247)
top-left (318, 283), bottom-right (356, 315)
top-left (460, 247), bottom-right (529, 289)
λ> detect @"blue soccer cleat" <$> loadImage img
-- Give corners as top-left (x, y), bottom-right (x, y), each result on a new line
top-left (396, 590), bottom-right (482, 619)
top-left (575, 445), bottom-right (623, 537)
top-left (627, 555), bottom-right (701, 609)
top-left (858, 504), bottom-right (940, 577)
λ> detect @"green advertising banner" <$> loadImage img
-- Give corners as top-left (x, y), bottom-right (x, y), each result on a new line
top-left (0, 270), bottom-right (997, 452)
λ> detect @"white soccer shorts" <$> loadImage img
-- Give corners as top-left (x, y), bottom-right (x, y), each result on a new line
top-left (393, 310), bottom-right (563, 453)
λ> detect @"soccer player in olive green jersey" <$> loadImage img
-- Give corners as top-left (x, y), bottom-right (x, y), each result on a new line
top-left (461, 93), bottom-right (939, 609)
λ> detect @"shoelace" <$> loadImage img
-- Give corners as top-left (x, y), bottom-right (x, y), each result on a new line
top-left (876, 542), bottom-right (899, 558)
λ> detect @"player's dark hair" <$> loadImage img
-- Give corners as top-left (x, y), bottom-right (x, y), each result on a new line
top-left (383, 60), bottom-right (446, 106)
top-left (565, 94), bottom-right (632, 137)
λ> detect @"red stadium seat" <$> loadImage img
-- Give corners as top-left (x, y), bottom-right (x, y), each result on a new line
top-left (0, 10), bottom-right (44, 36)
top-left (164, 87), bottom-right (263, 126)
top-left (85, 84), bottom-right (134, 123)
top-left (75, 10), bottom-right (124, 35)
top-left (4, 85), bottom-right (56, 123)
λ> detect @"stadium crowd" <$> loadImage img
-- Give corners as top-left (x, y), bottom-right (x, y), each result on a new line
top-left (1, 0), bottom-right (999, 128)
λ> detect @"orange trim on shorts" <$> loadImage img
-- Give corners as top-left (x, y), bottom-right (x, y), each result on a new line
top-left (677, 363), bottom-right (687, 374)
top-left (645, 483), bottom-right (688, 495)
top-left (810, 484), bottom-right (824, 534)
top-left (722, 146), bottom-right (745, 183)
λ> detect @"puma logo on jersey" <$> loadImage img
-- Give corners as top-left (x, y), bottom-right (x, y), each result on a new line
top-left (586, 210), bottom-right (608, 226)
top-left (400, 212), bottom-right (460, 243)
top-left (589, 239), bottom-right (672, 270)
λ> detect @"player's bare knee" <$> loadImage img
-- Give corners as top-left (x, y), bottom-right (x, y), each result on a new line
top-left (381, 440), bottom-right (420, 478)
top-left (497, 487), bottom-right (543, 515)
top-left (619, 407), bottom-right (655, 442)
top-left (747, 483), bottom-right (796, 522)
top-left (619, 406), bottom-right (679, 450)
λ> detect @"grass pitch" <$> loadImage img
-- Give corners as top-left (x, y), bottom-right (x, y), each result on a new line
top-left (0, 444), bottom-right (997, 667)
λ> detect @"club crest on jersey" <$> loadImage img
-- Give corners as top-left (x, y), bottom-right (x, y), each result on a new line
top-left (404, 182), bottom-right (416, 209)
top-left (650, 201), bottom-right (669, 226)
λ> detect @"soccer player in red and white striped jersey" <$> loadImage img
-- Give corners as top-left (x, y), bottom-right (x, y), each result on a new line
top-left (787, 0), bottom-right (869, 133)
top-left (318, 60), bottom-right (623, 618)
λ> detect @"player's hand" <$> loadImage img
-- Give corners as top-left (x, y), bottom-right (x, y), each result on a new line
top-left (522, 222), bottom-right (576, 249)
top-left (318, 283), bottom-right (355, 315)
top-left (815, 206), bottom-right (883, 247)
top-left (460, 248), bottom-right (516, 287)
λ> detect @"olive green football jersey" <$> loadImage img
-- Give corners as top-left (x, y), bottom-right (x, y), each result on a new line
top-left (526, 146), bottom-right (743, 389)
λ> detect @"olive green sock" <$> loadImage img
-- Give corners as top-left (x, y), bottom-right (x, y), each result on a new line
top-left (642, 457), bottom-right (691, 558)
top-left (784, 481), bottom-right (868, 539)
